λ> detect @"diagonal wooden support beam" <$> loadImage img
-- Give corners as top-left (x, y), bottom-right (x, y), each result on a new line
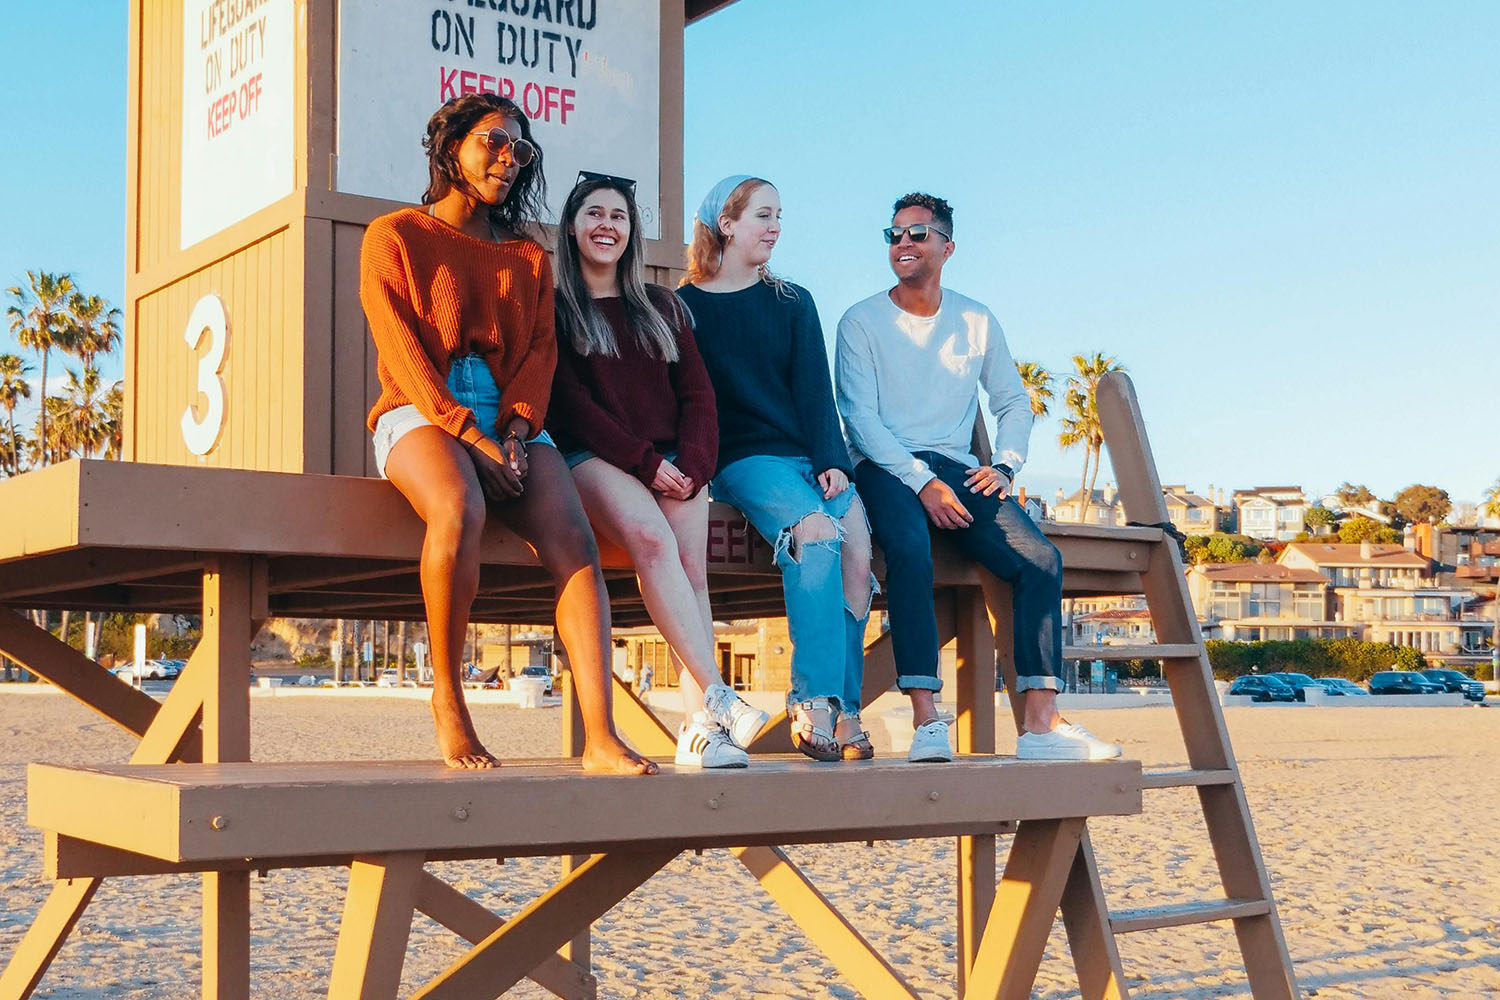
top-left (606, 676), bottom-right (677, 758)
top-left (328, 852), bottom-right (425, 1000)
top-left (962, 817), bottom-right (1085, 1000)
top-left (0, 610), bottom-right (161, 737)
top-left (732, 845), bottom-right (922, 1000)
top-left (129, 648), bottom-right (208, 765)
top-left (410, 850), bottom-right (678, 1000)
top-left (1060, 832), bottom-right (1130, 1000)
top-left (0, 878), bottom-right (99, 1000)
top-left (414, 873), bottom-right (596, 1000)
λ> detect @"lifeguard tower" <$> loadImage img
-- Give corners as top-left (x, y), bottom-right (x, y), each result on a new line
top-left (0, 2), bottom-right (1300, 997)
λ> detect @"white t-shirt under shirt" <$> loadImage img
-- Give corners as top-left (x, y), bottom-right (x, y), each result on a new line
top-left (835, 287), bottom-right (1033, 494)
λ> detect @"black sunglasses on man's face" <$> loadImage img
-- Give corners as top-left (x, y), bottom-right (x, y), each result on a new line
top-left (883, 223), bottom-right (951, 245)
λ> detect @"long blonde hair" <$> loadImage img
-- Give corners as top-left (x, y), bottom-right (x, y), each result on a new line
top-left (679, 178), bottom-right (796, 298)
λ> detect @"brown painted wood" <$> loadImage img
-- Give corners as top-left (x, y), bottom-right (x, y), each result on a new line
top-left (410, 851), bottom-right (678, 1000)
top-left (963, 817), bottom-right (1085, 1000)
top-left (328, 852), bottom-right (424, 1000)
top-left (954, 587), bottom-right (997, 995)
top-left (732, 846), bottom-right (921, 1000)
top-left (1061, 834), bottom-right (1130, 1000)
top-left (26, 757), bottom-right (1140, 864)
top-left (0, 877), bottom-right (99, 1000)
top-left (1096, 372), bottom-right (1300, 999)
top-left (413, 874), bottom-right (597, 1000)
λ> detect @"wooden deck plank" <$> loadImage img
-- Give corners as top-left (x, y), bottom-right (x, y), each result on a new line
top-left (28, 757), bottom-right (1140, 864)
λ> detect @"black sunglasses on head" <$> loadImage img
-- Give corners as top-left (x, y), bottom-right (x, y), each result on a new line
top-left (883, 223), bottom-right (951, 245)
top-left (576, 170), bottom-right (637, 195)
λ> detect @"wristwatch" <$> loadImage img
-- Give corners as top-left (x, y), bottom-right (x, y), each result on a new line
top-left (994, 463), bottom-right (1014, 480)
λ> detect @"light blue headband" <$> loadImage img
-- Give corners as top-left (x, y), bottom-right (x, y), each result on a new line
top-left (694, 174), bottom-right (758, 233)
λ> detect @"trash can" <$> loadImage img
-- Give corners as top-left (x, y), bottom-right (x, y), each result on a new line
top-left (1104, 667), bottom-right (1118, 694)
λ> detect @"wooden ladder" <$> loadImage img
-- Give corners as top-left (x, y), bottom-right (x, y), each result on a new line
top-left (1028, 372), bottom-right (1301, 999)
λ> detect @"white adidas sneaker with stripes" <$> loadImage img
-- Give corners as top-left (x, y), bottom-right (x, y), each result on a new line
top-left (675, 712), bottom-right (749, 768)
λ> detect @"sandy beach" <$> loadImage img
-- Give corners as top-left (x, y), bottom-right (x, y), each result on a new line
top-left (2, 690), bottom-right (1497, 999)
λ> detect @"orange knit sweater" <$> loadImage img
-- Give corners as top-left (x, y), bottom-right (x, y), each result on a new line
top-left (360, 207), bottom-right (556, 438)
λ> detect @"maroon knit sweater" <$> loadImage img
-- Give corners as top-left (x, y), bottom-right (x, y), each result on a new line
top-left (548, 289), bottom-right (718, 494)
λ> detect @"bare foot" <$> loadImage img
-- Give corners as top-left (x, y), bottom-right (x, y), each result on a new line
top-left (582, 737), bottom-right (658, 775)
top-left (432, 697), bottom-right (498, 769)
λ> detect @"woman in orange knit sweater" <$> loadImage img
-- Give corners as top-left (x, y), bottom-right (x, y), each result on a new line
top-left (360, 93), bottom-right (656, 774)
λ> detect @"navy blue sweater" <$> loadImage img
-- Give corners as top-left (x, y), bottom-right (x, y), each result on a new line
top-left (678, 280), bottom-right (851, 477)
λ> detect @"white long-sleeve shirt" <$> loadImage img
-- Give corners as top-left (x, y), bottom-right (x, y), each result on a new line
top-left (835, 288), bottom-right (1032, 494)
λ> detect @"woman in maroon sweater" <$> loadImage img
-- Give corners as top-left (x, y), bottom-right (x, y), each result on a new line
top-left (550, 174), bottom-right (769, 768)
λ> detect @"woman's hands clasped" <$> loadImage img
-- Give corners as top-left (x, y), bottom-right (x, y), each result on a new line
top-left (651, 458), bottom-right (695, 501)
top-left (466, 424), bottom-right (530, 501)
top-left (817, 468), bottom-right (849, 500)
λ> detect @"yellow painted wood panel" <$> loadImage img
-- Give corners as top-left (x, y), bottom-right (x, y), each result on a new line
top-left (131, 231), bottom-right (302, 471)
top-left (136, 0), bottom-right (184, 271)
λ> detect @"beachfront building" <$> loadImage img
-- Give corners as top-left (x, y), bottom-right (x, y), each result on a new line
top-left (1277, 540), bottom-right (1490, 664)
top-left (1068, 595), bottom-right (1157, 646)
top-left (1411, 522), bottom-right (1500, 589)
top-left (1051, 484), bottom-right (1221, 535)
top-left (1232, 486), bottom-right (1309, 541)
top-left (1184, 563), bottom-right (1353, 641)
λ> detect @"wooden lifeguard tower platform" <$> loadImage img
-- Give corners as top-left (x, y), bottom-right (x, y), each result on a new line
top-left (0, 2), bottom-right (1301, 998)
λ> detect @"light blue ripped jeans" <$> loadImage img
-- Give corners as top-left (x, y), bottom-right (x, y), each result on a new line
top-left (711, 455), bottom-right (873, 713)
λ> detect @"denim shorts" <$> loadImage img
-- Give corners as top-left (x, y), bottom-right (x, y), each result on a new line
top-left (372, 354), bottom-right (554, 478)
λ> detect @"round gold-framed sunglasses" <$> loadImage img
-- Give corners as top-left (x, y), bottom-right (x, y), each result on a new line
top-left (468, 126), bottom-right (536, 166)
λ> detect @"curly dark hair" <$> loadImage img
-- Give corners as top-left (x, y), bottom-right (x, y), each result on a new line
top-left (421, 93), bottom-right (547, 236)
top-left (892, 192), bottom-right (954, 236)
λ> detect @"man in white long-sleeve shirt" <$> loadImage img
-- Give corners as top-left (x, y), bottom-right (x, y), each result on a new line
top-left (835, 192), bottom-right (1121, 762)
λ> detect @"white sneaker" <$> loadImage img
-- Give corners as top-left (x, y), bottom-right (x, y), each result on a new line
top-left (704, 683), bottom-right (769, 749)
top-left (908, 716), bottom-right (954, 763)
top-left (1016, 722), bottom-right (1123, 761)
top-left (675, 712), bottom-right (748, 769)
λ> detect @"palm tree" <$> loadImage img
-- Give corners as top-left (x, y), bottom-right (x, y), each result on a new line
top-left (0, 354), bottom-right (33, 476)
top-left (31, 396), bottom-right (73, 466)
top-left (101, 381), bottom-right (125, 460)
top-left (1057, 352), bottom-right (1126, 524)
top-left (0, 424), bottom-right (28, 479)
top-left (1484, 477), bottom-right (1500, 521)
top-left (60, 365), bottom-right (111, 460)
top-left (66, 294), bottom-right (122, 371)
top-left (6, 271), bottom-right (77, 467)
top-left (1015, 361), bottom-right (1055, 418)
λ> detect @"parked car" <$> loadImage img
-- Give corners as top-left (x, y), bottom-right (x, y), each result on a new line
top-left (1263, 672), bottom-right (1319, 702)
top-left (1419, 668), bottom-right (1486, 702)
top-left (1367, 671), bottom-right (1444, 695)
top-left (113, 659), bottom-right (173, 680)
top-left (159, 658), bottom-right (186, 679)
top-left (519, 665), bottom-right (554, 696)
top-left (376, 668), bottom-right (400, 688)
top-left (1312, 677), bottom-right (1370, 697)
top-left (1228, 675), bottom-right (1298, 702)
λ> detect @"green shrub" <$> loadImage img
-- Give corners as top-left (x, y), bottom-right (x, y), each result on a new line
top-left (1206, 638), bottom-right (1403, 682)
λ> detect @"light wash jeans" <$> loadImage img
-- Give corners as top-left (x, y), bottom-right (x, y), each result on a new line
top-left (711, 454), bottom-right (872, 712)
top-left (372, 354), bottom-right (554, 478)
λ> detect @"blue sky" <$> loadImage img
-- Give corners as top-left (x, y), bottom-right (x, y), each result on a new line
top-left (2, 2), bottom-right (1496, 505)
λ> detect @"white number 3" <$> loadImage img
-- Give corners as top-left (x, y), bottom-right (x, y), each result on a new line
top-left (181, 294), bottom-right (229, 456)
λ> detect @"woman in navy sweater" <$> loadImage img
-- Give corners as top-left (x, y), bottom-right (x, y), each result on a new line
top-left (549, 173), bottom-right (769, 768)
top-left (677, 176), bottom-right (875, 761)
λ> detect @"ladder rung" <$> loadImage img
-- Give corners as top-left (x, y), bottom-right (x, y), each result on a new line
top-left (1111, 898), bottom-right (1271, 934)
top-left (1062, 643), bottom-right (1201, 661)
top-left (1140, 768), bottom-right (1237, 790)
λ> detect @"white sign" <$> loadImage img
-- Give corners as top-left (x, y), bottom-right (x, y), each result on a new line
top-left (336, 0), bottom-right (661, 238)
top-left (180, 0), bottom-right (295, 249)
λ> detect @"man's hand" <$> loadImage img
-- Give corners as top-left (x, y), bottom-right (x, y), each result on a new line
top-left (964, 465), bottom-right (1011, 499)
top-left (651, 459), bottom-right (694, 500)
top-left (817, 468), bottom-right (849, 500)
top-left (919, 478), bottom-right (974, 529)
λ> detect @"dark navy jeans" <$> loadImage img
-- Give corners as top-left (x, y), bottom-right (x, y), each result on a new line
top-left (855, 453), bottom-right (1064, 694)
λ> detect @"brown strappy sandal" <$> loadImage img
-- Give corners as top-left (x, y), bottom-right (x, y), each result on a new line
top-left (835, 711), bottom-right (875, 761)
top-left (789, 697), bottom-right (841, 762)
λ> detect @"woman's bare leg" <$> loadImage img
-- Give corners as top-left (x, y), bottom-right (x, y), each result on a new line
top-left (497, 446), bottom-right (656, 774)
top-left (657, 487), bottom-right (718, 712)
top-left (384, 426), bottom-right (495, 769)
top-left (572, 460), bottom-right (720, 714)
